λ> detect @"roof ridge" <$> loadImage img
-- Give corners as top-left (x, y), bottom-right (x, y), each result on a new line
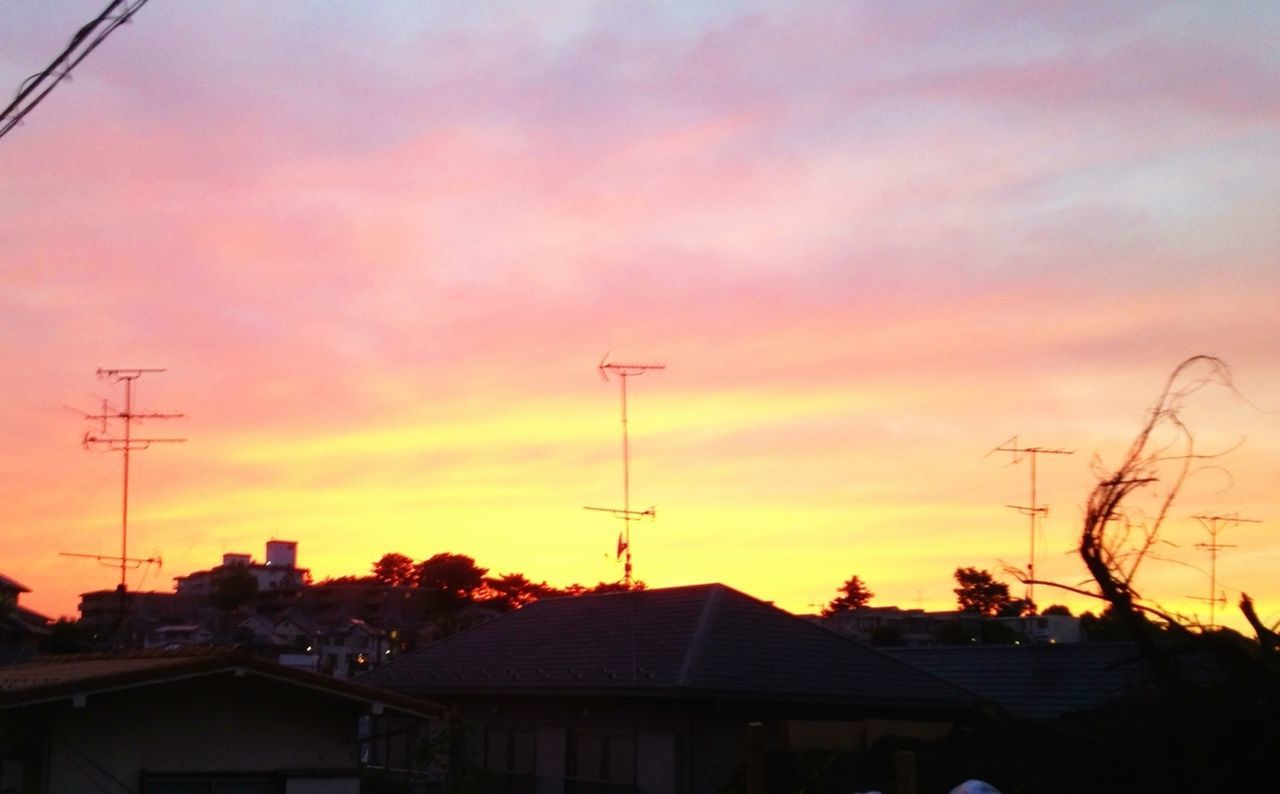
top-left (24, 644), bottom-right (246, 664)
top-left (675, 584), bottom-right (725, 687)
top-left (355, 602), bottom-right (539, 680)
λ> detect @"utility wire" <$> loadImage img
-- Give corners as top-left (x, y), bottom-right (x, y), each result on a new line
top-left (0, 0), bottom-right (151, 140)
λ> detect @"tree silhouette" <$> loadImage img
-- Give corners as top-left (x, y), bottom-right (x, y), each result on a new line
top-left (822, 575), bottom-right (874, 616)
top-left (1005, 357), bottom-right (1279, 789)
top-left (372, 552), bottom-right (416, 586)
top-left (953, 567), bottom-right (1031, 616)
top-left (415, 553), bottom-right (488, 608)
top-left (1013, 358), bottom-right (1268, 657)
top-left (481, 572), bottom-right (556, 611)
top-left (585, 579), bottom-right (647, 594)
top-left (209, 564), bottom-right (259, 613)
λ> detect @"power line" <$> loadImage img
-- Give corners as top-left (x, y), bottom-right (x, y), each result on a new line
top-left (584, 355), bottom-right (664, 586)
top-left (0, 0), bottom-right (151, 140)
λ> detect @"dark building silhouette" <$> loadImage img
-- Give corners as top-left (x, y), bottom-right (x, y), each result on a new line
top-left (359, 583), bottom-right (980, 793)
top-left (0, 574), bottom-right (50, 664)
top-left (0, 646), bottom-right (440, 792)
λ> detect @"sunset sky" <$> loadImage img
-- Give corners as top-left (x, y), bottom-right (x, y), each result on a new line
top-left (2, 2), bottom-right (1277, 631)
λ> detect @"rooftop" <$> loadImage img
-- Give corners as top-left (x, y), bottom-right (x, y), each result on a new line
top-left (360, 583), bottom-right (979, 714)
top-left (0, 645), bottom-right (441, 717)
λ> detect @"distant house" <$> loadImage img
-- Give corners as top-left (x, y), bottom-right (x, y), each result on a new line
top-left (300, 580), bottom-right (430, 627)
top-left (319, 618), bottom-right (392, 679)
top-left (359, 583), bottom-right (980, 794)
top-left (142, 623), bottom-right (213, 650)
top-left (818, 606), bottom-right (1082, 646)
top-left (77, 588), bottom-right (202, 644)
top-left (175, 539), bottom-right (309, 597)
top-left (0, 573), bottom-right (51, 665)
top-left (0, 646), bottom-right (441, 793)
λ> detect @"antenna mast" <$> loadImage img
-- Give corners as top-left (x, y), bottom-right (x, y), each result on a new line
top-left (1188, 513), bottom-right (1257, 629)
top-left (584, 355), bottom-right (664, 586)
top-left (66, 368), bottom-right (184, 590)
top-left (989, 436), bottom-right (1073, 605)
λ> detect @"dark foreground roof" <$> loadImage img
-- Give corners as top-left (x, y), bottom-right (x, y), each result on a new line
top-left (0, 573), bottom-right (31, 594)
top-left (360, 583), bottom-right (978, 715)
top-left (888, 643), bottom-right (1150, 721)
top-left (0, 645), bottom-right (441, 718)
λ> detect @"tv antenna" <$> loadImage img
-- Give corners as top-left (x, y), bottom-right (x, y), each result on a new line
top-left (63, 368), bottom-right (184, 591)
top-left (1187, 512), bottom-right (1257, 629)
top-left (988, 436), bottom-right (1073, 605)
top-left (584, 354), bottom-right (664, 586)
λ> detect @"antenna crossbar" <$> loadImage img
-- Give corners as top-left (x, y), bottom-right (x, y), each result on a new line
top-left (586, 354), bottom-right (664, 585)
top-left (583, 506), bottom-right (656, 520)
top-left (1189, 512), bottom-right (1259, 628)
top-left (59, 551), bottom-right (162, 570)
top-left (989, 435), bottom-right (1074, 605)
top-left (64, 368), bottom-right (183, 592)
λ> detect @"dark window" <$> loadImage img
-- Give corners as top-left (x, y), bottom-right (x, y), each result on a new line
top-left (484, 728), bottom-right (535, 794)
top-left (566, 732), bottom-right (636, 793)
top-left (142, 773), bottom-right (277, 794)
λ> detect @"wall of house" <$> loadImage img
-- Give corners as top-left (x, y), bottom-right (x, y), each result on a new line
top-left (449, 694), bottom-right (686, 794)
top-left (22, 674), bottom-right (365, 794)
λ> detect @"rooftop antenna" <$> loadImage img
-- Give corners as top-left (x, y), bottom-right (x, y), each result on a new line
top-left (63, 368), bottom-right (184, 591)
top-left (988, 436), bottom-right (1073, 606)
top-left (1187, 513), bottom-right (1257, 629)
top-left (584, 354), bottom-right (664, 586)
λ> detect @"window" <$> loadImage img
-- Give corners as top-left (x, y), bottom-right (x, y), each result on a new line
top-left (142, 773), bottom-right (277, 794)
top-left (566, 732), bottom-right (635, 793)
top-left (483, 728), bottom-right (535, 794)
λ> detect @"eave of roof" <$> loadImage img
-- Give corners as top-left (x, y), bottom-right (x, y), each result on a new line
top-left (0, 647), bottom-right (443, 718)
top-left (0, 573), bottom-right (32, 593)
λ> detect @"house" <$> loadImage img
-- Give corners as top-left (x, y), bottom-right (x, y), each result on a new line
top-left (0, 646), bottom-right (442, 793)
top-left (77, 588), bottom-right (203, 645)
top-left (359, 583), bottom-right (981, 794)
top-left (175, 540), bottom-right (309, 598)
top-left (142, 623), bottom-right (213, 650)
top-left (0, 573), bottom-right (51, 665)
top-left (818, 606), bottom-right (1082, 647)
top-left (318, 619), bottom-right (392, 679)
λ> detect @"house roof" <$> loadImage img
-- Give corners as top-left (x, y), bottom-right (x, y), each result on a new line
top-left (0, 573), bottom-right (31, 594)
top-left (0, 645), bottom-right (442, 718)
top-left (3, 605), bottom-right (52, 634)
top-left (887, 643), bottom-right (1151, 721)
top-left (359, 583), bottom-right (979, 715)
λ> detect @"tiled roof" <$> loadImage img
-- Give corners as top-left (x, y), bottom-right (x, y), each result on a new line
top-left (887, 643), bottom-right (1150, 721)
top-left (359, 584), bottom-right (978, 713)
top-left (0, 645), bottom-right (442, 717)
top-left (0, 650), bottom-right (205, 693)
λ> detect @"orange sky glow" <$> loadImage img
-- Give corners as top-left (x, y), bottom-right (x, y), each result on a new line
top-left (2, 2), bottom-right (1278, 633)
